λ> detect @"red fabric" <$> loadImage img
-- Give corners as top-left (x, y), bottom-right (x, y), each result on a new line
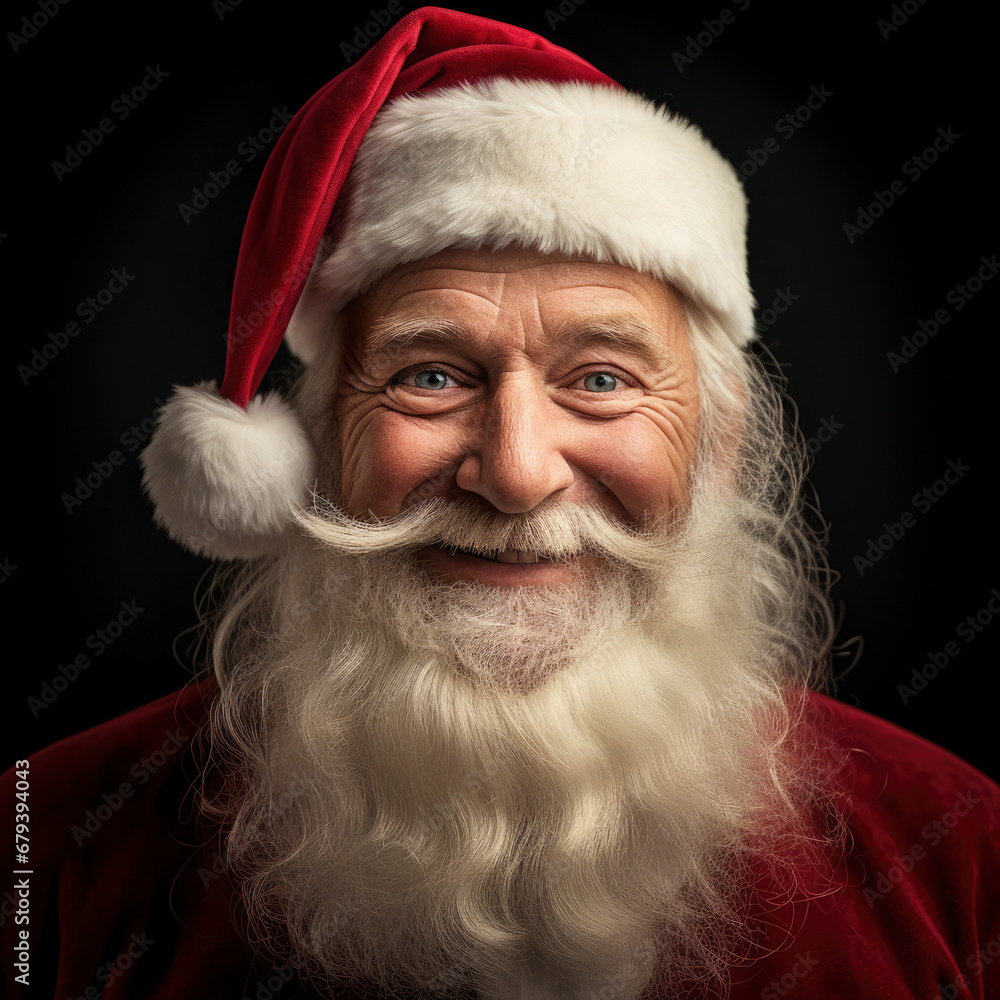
top-left (220, 6), bottom-right (618, 409)
top-left (4, 684), bottom-right (999, 998)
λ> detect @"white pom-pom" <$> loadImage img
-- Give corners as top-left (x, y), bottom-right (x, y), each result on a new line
top-left (140, 381), bottom-right (315, 559)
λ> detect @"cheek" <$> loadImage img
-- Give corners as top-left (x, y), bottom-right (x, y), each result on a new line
top-left (581, 406), bottom-right (698, 522)
top-left (340, 412), bottom-right (459, 517)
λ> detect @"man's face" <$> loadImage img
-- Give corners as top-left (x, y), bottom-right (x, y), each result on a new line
top-left (333, 245), bottom-right (700, 588)
top-left (214, 248), bottom-right (831, 996)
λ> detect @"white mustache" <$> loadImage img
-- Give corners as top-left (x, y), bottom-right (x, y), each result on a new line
top-left (295, 495), bottom-right (676, 572)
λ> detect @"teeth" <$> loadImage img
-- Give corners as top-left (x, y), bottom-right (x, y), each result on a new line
top-left (496, 549), bottom-right (541, 564)
top-left (442, 544), bottom-right (544, 564)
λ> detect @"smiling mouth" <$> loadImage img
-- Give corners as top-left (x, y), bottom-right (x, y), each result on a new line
top-left (437, 544), bottom-right (552, 565)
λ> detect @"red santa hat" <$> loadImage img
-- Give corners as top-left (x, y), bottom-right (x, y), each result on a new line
top-left (141, 6), bottom-right (753, 560)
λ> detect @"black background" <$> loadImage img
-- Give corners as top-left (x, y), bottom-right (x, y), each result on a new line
top-left (4, 1), bottom-right (996, 779)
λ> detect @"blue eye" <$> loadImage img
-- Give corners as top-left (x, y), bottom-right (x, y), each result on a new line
top-left (583, 372), bottom-right (618, 392)
top-left (411, 370), bottom-right (454, 389)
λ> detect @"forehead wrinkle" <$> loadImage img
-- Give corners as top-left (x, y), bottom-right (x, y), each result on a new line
top-left (363, 309), bottom-right (675, 370)
top-left (375, 264), bottom-right (507, 306)
top-left (362, 270), bottom-right (514, 357)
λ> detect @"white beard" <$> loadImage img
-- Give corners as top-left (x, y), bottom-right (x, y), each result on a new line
top-left (202, 482), bottom-right (841, 999)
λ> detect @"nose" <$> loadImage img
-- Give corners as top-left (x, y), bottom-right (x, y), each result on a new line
top-left (454, 377), bottom-right (574, 513)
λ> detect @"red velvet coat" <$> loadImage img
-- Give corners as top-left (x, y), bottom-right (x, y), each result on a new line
top-left (4, 681), bottom-right (999, 999)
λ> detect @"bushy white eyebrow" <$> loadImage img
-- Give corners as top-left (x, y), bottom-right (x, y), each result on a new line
top-left (365, 316), bottom-right (471, 355)
top-left (549, 316), bottom-right (670, 366)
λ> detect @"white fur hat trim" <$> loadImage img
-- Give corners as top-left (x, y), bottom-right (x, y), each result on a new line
top-left (286, 78), bottom-right (752, 364)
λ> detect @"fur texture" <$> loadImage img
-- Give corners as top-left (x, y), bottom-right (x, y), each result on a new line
top-left (140, 381), bottom-right (315, 559)
top-left (285, 79), bottom-right (753, 364)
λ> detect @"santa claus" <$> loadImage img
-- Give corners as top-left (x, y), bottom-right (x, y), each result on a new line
top-left (4, 8), bottom-right (998, 1000)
